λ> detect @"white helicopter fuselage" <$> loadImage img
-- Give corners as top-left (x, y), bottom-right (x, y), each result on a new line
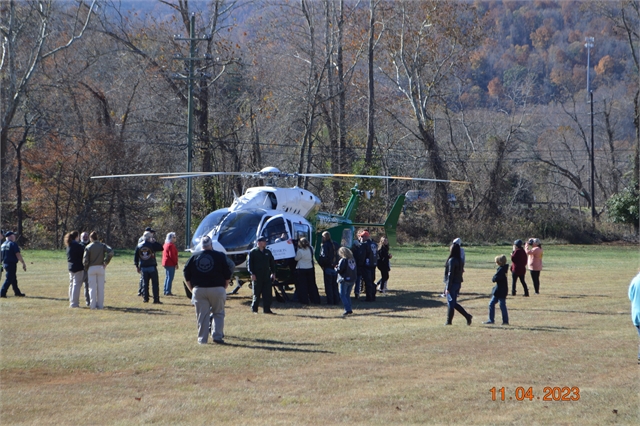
top-left (229, 186), bottom-right (321, 219)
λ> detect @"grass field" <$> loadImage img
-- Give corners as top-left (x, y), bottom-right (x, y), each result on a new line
top-left (1, 244), bottom-right (639, 425)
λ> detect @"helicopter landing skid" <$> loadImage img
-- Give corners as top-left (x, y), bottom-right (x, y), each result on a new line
top-left (227, 277), bottom-right (245, 295)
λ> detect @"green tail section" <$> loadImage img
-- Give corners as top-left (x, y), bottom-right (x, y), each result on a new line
top-left (383, 194), bottom-right (405, 247)
top-left (350, 194), bottom-right (406, 247)
top-left (342, 187), bottom-right (361, 221)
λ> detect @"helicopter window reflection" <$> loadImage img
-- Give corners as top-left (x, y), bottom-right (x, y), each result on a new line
top-left (293, 223), bottom-right (310, 241)
top-left (217, 209), bottom-right (266, 252)
top-left (341, 228), bottom-right (353, 248)
top-left (261, 217), bottom-right (288, 245)
top-left (190, 208), bottom-right (229, 249)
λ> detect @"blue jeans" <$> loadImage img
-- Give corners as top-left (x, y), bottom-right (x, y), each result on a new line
top-left (488, 296), bottom-right (508, 324)
top-left (164, 266), bottom-right (176, 294)
top-left (141, 266), bottom-right (160, 302)
top-left (339, 280), bottom-right (354, 313)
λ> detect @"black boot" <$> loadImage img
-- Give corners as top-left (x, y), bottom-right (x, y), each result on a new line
top-left (445, 307), bottom-right (454, 325)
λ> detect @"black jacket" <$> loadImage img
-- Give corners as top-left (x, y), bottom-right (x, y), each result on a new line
top-left (319, 239), bottom-right (335, 268)
top-left (183, 249), bottom-right (232, 288)
top-left (134, 240), bottom-right (164, 268)
top-left (491, 264), bottom-right (509, 299)
top-left (67, 240), bottom-right (84, 273)
top-left (444, 257), bottom-right (463, 288)
top-left (377, 245), bottom-right (390, 272)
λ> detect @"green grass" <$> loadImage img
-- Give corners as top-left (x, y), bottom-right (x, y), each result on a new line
top-left (1, 244), bottom-right (639, 425)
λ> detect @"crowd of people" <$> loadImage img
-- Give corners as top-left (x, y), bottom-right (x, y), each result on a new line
top-left (10, 225), bottom-right (640, 364)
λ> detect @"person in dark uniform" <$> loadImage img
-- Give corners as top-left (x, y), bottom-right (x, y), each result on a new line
top-left (184, 236), bottom-right (232, 344)
top-left (1, 231), bottom-right (27, 298)
top-left (134, 231), bottom-right (164, 304)
top-left (247, 236), bottom-right (277, 314)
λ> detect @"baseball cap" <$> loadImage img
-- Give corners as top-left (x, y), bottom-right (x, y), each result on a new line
top-left (4, 231), bottom-right (15, 237)
top-left (514, 239), bottom-right (523, 248)
top-left (257, 236), bottom-right (268, 242)
top-left (145, 227), bottom-right (156, 233)
top-left (359, 231), bottom-right (370, 238)
top-left (202, 236), bottom-right (213, 247)
top-left (452, 237), bottom-right (461, 245)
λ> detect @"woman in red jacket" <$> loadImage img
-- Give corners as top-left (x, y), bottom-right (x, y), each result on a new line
top-left (162, 232), bottom-right (179, 296)
top-left (510, 239), bottom-right (529, 297)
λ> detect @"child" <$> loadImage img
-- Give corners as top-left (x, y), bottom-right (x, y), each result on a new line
top-left (336, 247), bottom-right (357, 316)
top-left (483, 255), bottom-right (509, 325)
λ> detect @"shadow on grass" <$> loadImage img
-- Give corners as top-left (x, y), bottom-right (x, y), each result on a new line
top-left (511, 307), bottom-right (628, 316)
top-left (103, 306), bottom-right (180, 316)
top-left (24, 296), bottom-right (68, 302)
top-left (219, 335), bottom-right (335, 354)
top-left (481, 324), bottom-right (575, 332)
top-left (235, 289), bottom-right (491, 319)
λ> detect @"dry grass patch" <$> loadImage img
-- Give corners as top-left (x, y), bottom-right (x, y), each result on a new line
top-left (1, 245), bottom-right (638, 425)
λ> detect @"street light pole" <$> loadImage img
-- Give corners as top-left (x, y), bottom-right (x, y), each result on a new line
top-left (585, 36), bottom-right (595, 224)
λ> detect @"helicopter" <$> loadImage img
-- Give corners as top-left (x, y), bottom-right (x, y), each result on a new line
top-left (92, 167), bottom-right (468, 297)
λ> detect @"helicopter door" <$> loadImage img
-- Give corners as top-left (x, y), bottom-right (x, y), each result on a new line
top-left (260, 216), bottom-right (295, 260)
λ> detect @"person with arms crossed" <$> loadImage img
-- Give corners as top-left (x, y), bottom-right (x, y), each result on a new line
top-left (82, 231), bottom-right (114, 309)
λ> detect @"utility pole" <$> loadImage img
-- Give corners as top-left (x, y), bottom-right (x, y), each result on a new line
top-left (585, 36), bottom-right (595, 224)
top-left (173, 14), bottom-right (211, 248)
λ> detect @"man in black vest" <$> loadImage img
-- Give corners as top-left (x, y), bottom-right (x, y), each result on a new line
top-left (184, 236), bottom-right (232, 344)
top-left (134, 231), bottom-right (164, 304)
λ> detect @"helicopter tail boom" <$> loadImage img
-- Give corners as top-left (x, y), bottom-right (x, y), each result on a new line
top-left (350, 193), bottom-right (406, 246)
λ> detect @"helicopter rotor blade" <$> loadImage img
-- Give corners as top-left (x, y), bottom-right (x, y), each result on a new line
top-left (299, 173), bottom-right (470, 184)
top-left (90, 172), bottom-right (204, 179)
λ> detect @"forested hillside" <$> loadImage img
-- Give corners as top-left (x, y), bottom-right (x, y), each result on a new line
top-left (1, 0), bottom-right (638, 248)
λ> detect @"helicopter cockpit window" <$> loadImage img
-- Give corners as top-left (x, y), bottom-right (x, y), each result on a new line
top-left (217, 209), bottom-right (267, 252)
top-left (261, 217), bottom-right (288, 245)
top-left (190, 208), bottom-right (229, 249)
